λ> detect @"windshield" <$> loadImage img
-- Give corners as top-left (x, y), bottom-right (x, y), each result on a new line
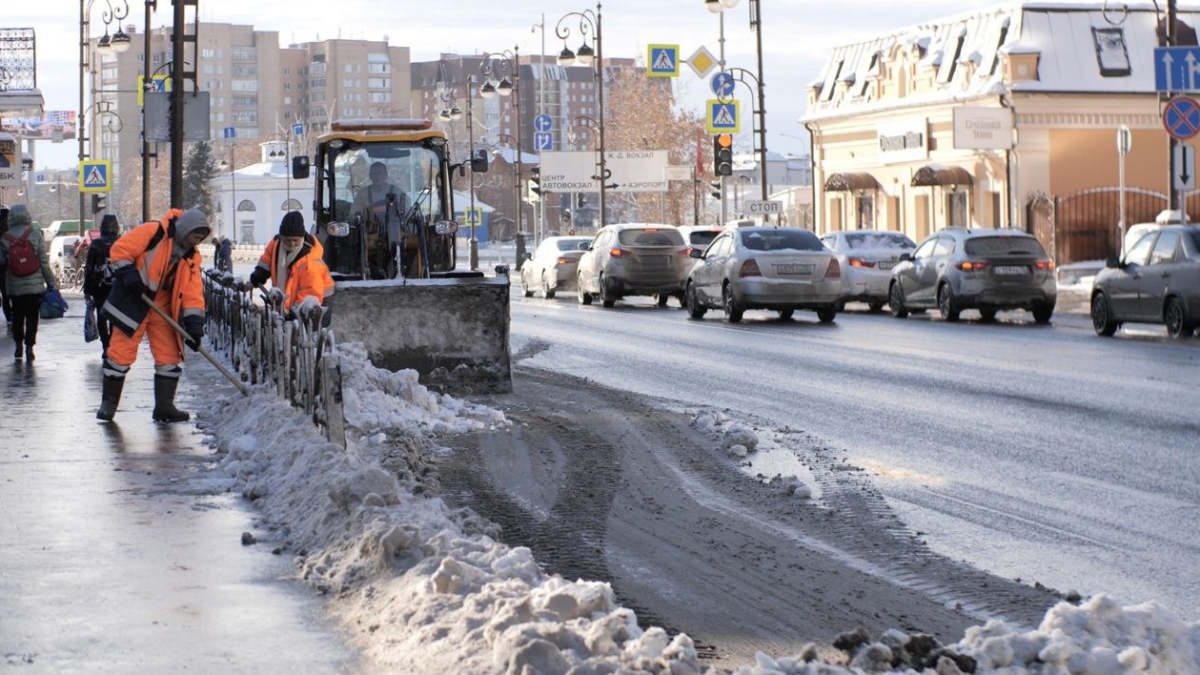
top-left (328, 142), bottom-right (444, 228)
top-left (739, 228), bottom-right (824, 252)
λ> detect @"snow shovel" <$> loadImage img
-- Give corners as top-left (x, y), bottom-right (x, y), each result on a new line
top-left (141, 294), bottom-right (251, 397)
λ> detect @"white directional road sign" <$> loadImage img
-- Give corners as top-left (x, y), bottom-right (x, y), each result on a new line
top-left (539, 150), bottom-right (669, 193)
top-left (1174, 143), bottom-right (1195, 191)
top-left (745, 200), bottom-right (783, 215)
top-left (1155, 46), bottom-right (1200, 92)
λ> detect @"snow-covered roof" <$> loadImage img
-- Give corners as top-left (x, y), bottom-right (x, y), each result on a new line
top-left (803, 1), bottom-right (1200, 123)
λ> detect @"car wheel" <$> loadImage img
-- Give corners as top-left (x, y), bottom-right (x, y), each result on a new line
top-left (577, 275), bottom-right (593, 305)
top-left (722, 283), bottom-right (743, 323)
top-left (816, 306), bottom-right (837, 323)
top-left (979, 308), bottom-right (998, 322)
top-left (1031, 304), bottom-right (1054, 325)
top-left (542, 273), bottom-right (556, 300)
top-left (599, 275), bottom-right (616, 308)
top-left (521, 274), bottom-right (534, 298)
top-left (685, 282), bottom-right (707, 320)
top-left (1091, 292), bottom-right (1117, 336)
top-left (778, 309), bottom-right (794, 320)
top-left (868, 301), bottom-right (885, 313)
top-left (937, 284), bottom-right (960, 322)
top-left (889, 283), bottom-right (909, 318)
top-left (1165, 296), bottom-right (1191, 339)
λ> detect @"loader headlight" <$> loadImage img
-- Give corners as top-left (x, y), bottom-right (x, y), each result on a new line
top-left (327, 222), bottom-right (352, 237)
top-left (433, 220), bottom-right (459, 235)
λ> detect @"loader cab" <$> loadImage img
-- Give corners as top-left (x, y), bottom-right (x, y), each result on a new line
top-left (307, 119), bottom-right (462, 280)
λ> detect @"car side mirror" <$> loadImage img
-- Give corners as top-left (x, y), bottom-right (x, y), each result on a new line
top-left (1105, 255), bottom-right (1121, 269)
top-left (899, 252), bottom-right (912, 262)
top-left (689, 248), bottom-right (704, 259)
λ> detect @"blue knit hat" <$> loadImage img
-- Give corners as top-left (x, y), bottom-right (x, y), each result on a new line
top-left (8, 204), bottom-right (32, 228)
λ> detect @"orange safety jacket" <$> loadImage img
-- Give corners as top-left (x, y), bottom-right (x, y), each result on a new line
top-left (103, 209), bottom-right (206, 343)
top-left (255, 234), bottom-right (335, 311)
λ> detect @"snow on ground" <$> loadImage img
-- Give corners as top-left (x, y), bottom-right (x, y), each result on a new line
top-left (195, 343), bottom-right (1200, 674)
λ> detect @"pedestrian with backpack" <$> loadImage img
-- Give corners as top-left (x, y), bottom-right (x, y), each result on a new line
top-left (84, 214), bottom-right (121, 358)
top-left (0, 205), bottom-right (58, 361)
top-left (0, 205), bottom-right (12, 336)
top-left (97, 208), bottom-right (210, 423)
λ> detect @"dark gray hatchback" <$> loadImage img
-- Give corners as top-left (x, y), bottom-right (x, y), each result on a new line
top-left (1091, 225), bottom-right (1200, 339)
top-left (888, 228), bottom-right (1057, 323)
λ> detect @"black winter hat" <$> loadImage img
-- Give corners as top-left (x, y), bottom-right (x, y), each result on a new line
top-left (100, 214), bottom-right (120, 236)
top-left (279, 211), bottom-right (306, 238)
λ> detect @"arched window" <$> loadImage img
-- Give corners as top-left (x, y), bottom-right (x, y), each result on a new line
top-left (281, 198), bottom-right (303, 212)
top-left (236, 200), bottom-right (257, 245)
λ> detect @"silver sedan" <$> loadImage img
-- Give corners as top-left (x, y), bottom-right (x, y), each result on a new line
top-left (684, 227), bottom-right (841, 323)
top-left (520, 236), bottom-right (592, 299)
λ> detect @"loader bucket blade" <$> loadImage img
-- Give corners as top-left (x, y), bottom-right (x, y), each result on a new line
top-left (327, 276), bottom-right (512, 394)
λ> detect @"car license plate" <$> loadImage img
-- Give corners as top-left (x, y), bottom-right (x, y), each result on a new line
top-left (640, 256), bottom-right (668, 266)
top-left (995, 265), bottom-right (1027, 276)
top-left (774, 263), bottom-right (814, 275)
top-left (877, 261), bottom-right (894, 270)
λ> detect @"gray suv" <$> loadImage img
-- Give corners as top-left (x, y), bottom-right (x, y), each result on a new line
top-left (576, 223), bottom-right (691, 308)
top-left (888, 228), bottom-right (1057, 323)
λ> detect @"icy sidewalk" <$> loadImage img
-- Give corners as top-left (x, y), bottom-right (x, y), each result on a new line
top-left (0, 292), bottom-right (358, 673)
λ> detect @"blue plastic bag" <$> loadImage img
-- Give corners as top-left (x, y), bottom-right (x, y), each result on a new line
top-left (84, 298), bottom-right (99, 342)
top-left (39, 288), bottom-right (69, 320)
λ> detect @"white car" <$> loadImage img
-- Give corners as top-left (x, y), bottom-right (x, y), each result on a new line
top-left (48, 235), bottom-right (82, 280)
top-left (519, 236), bottom-right (592, 299)
top-left (820, 230), bottom-right (916, 312)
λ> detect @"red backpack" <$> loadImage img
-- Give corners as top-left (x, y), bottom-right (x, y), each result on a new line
top-left (2, 229), bottom-right (41, 277)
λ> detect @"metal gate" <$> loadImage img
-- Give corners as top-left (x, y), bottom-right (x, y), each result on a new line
top-left (1028, 187), bottom-right (1168, 264)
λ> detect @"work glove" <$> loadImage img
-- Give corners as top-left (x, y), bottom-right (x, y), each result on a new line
top-left (249, 267), bottom-right (270, 288)
top-left (115, 264), bottom-right (146, 299)
top-left (182, 315), bottom-right (205, 351)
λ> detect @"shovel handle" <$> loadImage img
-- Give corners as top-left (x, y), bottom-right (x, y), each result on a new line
top-left (141, 294), bottom-right (251, 397)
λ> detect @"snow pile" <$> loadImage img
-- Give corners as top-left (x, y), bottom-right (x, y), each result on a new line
top-left (205, 342), bottom-right (709, 673)
top-left (199, 346), bottom-right (1200, 675)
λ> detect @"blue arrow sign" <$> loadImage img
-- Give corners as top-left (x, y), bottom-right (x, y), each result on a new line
top-left (711, 72), bottom-right (735, 98)
top-left (534, 114), bottom-right (552, 133)
top-left (1155, 46), bottom-right (1200, 92)
top-left (534, 131), bottom-right (553, 152)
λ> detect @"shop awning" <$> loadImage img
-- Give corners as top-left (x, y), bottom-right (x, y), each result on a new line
top-left (824, 172), bottom-right (880, 192)
top-left (911, 164), bottom-right (973, 188)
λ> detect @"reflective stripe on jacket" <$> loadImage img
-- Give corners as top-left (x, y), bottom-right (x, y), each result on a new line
top-left (105, 209), bottom-right (205, 341)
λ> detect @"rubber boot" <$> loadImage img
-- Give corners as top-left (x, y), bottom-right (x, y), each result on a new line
top-left (96, 376), bottom-right (125, 421)
top-left (152, 374), bottom-right (190, 423)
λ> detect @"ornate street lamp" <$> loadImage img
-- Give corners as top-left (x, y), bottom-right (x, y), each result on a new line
top-left (480, 49), bottom-right (524, 240)
top-left (556, 4), bottom-right (607, 228)
top-left (705, 0), bottom-right (769, 208)
top-left (80, 0), bottom-right (130, 231)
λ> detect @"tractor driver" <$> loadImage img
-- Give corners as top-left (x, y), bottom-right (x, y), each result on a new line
top-left (351, 161), bottom-right (411, 278)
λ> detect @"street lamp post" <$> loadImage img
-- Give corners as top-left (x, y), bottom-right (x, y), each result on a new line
top-left (437, 81), bottom-right (470, 268)
top-left (706, 0), bottom-right (769, 209)
top-left (569, 116), bottom-right (600, 229)
top-left (556, 4), bottom-right (607, 228)
top-left (496, 133), bottom-right (521, 239)
top-left (531, 15), bottom-right (547, 240)
top-left (80, 0), bottom-right (130, 232)
top-left (480, 48), bottom-right (522, 240)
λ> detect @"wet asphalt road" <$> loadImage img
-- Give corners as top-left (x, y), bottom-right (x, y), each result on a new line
top-left (0, 289), bottom-right (357, 673)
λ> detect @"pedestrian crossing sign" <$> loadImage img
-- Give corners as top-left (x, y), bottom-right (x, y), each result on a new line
top-left (647, 44), bottom-right (680, 78)
top-left (706, 99), bottom-right (740, 134)
top-left (79, 159), bottom-right (112, 193)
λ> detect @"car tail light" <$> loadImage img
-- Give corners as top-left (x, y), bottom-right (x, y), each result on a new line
top-left (609, 247), bottom-right (629, 258)
top-left (824, 257), bottom-right (841, 279)
top-left (848, 257), bottom-right (875, 268)
top-left (739, 259), bottom-right (762, 278)
top-left (1035, 260), bottom-right (1055, 270)
top-left (956, 260), bottom-right (989, 271)
top-left (556, 256), bottom-right (573, 266)
top-left (678, 247), bottom-right (692, 257)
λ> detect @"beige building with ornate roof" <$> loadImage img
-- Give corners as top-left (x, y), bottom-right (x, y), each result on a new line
top-left (802, 1), bottom-right (1200, 264)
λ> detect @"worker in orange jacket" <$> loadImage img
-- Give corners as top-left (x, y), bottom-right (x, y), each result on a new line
top-left (249, 211), bottom-right (334, 314)
top-left (98, 208), bottom-right (211, 423)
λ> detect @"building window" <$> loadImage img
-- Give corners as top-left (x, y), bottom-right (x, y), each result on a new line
top-left (856, 195), bottom-right (874, 229)
top-left (369, 78), bottom-right (390, 89)
top-left (369, 92), bottom-right (391, 103)
top-left (231, 80), bottom-right (258, 92)
top-left (947, 192), bottom-right (968, 226)
top-left (1092, 27), bottom-right (1131, 77)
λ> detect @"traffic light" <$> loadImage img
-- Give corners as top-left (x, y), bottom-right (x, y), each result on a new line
top-left (91, 193), bottom-right (107, 214)
top-left (710, 180), bottom-right (722, 201)
top-left (576, 194), bottom-right (586, 209)
top-left (712, 133), bottom-right (733, 177)
top-left (527, 167), bottom-right (542, 202)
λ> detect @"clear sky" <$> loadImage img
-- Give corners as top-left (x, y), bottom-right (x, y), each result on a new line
top-left (8, 0), bottom-right (999, 170)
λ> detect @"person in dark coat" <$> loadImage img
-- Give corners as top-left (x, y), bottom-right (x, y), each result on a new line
top-left (217, 236), bottom-right (233, 272)
top-left (84, 214), bottom-right (121, 357)
top-left (0, 205), bottom-right (11, 335)
top-left (0, 205), bottom-right (58, 361)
